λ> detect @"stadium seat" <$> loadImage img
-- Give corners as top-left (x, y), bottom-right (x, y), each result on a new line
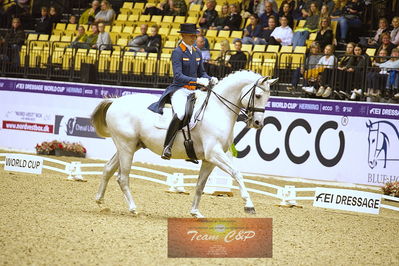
top-left (98, 50), bottom-right (111, 72)
top-left (166, 35), bottom-right (179, 43)
top-left (38, 34), bottom-right (49, 41)
top-left (109, 32), bottom-right (119, 44)
top-left (49, 35), bottom-right (61, 42)
top-left (189, 4), bottom-right (201, 11)
top-left (169, 28), bottom-right (179, 36)
top-left (134, 2), bottom-right (145, 9)
top-left (158, 28), bottom-right (170, 36)
top-left (62, 48), bottom-right (73, 70)
top-left (159, 53), bottom-right (172, 76)
top-left (116, 14), bottom-right (128, 21)
top-left (266, 45), bottom-right (280, 53)
top-left (206, 29), bottom-right (218, 37)
top-left (27, 34), bottom-right (38, 42)
top-left (279, 46), bottom-right (293, 68)
top-left (109, 50), bottom-right (121, 73)
top-left (218, 30), bottom-right (230, 38)
top-left (60, 35), bottom-right (72, 42)
top-left (85, 49), bottom-right (98, 64)
top-left (128, 14), bottom-right (139, 22)
top-left (74, 48), bottom-right (88, 71)
top-left (174, 16), bottom-right (185, 23)
top-left (291, 53), bottom-right (305, 69)
top-left (55, 23), bottom-right (66, 31)
top-left (230, 31), bottom-right (243, 39)
top-left (152, 15), bottom-right (162, 23)
top-left (112, 25), bottom-right (123, 33)
top-left (28, 46), bottom-right (42, 68)
top-left (51, 47), bottom-right (64, 65)
top-left (241, 44), bottom-right (252, 53)
top-left (117, 38), bottom-right (129, 46)
top-left (145, 53), bottom-right (158, 75)
top-left (123, 26), bottom-right (134, 34)
top-left (366, 48), bottom-right (376, 57)
top-left (294, 46), bottom-right (307, 54)
top-left (163, 16), bottom-right (174, 23)
top-left (122, 2), bottom-right (134, 9)
top-left (261, 58), bottom-right (276, 76)
top-left (296, 20), bottom-right (306, 29)
top-left (164, 40), bottom-right (176, 48)
top-left (139, 14), bottom-right (151, 22)
top-left (253, 44), bottom-right (266, 52)
top-left (186, 17), bottom-right (198, 24)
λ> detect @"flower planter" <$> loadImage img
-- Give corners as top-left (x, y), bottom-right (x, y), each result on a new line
top-left (54, 149), bottom-right (86, 158)
top-left (36, 150), bottom-right (56, 156)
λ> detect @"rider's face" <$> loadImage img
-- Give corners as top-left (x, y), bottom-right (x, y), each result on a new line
top-left (182, 34), bottom-right (197, 46)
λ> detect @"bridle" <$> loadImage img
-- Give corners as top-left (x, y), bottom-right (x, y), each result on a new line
top-left (207, 77), bottom-right (269, 123)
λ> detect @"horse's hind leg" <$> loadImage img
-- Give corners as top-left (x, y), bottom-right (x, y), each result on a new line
top-left (190, 161), bottom-right (215, 218)
top-left (95, 153), bottom-right (119, 205)
top-left (207, 148), bottom-right (256, 214)
top-left (116, 144), bottom-right (138, 214)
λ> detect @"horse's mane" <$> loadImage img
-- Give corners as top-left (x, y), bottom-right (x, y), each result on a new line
top-left (216, 70), bottom-right (262, 88)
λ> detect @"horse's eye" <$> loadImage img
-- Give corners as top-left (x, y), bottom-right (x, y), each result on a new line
top-left (255, 94), bottom-right (261, 99)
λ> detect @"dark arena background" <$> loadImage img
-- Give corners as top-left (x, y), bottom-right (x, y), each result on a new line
top-left (1, 0), bottom-right (399, 265)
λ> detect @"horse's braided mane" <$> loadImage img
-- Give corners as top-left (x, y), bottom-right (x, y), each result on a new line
top-left (217, 70), bottom-right (261, 87)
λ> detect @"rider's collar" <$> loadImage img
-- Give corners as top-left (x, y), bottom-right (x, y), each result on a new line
top-left (180, 41), bottom-right (195, 54)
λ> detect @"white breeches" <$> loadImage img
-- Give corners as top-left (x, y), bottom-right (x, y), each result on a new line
top-left (171, 88), bottom-right (195, 120)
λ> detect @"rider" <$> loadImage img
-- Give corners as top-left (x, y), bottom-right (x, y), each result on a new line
top-left (148, 23), bottom-right (218, 159)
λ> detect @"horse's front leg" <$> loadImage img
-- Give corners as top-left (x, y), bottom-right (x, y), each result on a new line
top-left (207, 148), bottom-right (256, 214)
top-left (190, 160), bottom-right (215, 218)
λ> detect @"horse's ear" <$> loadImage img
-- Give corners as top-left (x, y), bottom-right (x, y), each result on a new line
top-left (259, 76), bottom-right (270, 84)
top-left (267, 77), bottom-right (279, 86)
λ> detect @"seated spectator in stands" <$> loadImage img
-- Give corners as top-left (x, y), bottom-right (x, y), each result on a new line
top-left (4, 0), bottom-right (33, 29)
top-left (258, 16), bottom-right (277, 44)
top-left (377, 32), bottom-right (396, 56)
top-left (241, 14), bottom-right (264, 45)
top-left (372, 48), bottom-right (399, 99)
top-left (70, 25), bottom-right (88, 47)
top-left (315, 17), bottom-right (334, 51)
top-left (292, 2), bottom-right (320, 48)
top-left (35, 7), bottom-right (53, 35)
top-left (260, 1), bottom-right (278, 29)
top-left (207, 39), bottom-right (231, 77)
top-left (94, 0), bottom-right (115, 25)
top-left (263, 0), bottom-right (278, 14)
top-left (72, 23), bottom-right (99, 49)
top-left (315, 44), bottom-right (336, 98)
top-left (337, 44), bottom-right (370, 100)
top-left (359, 18), bottom-right (389, 48)
top-left (335, 42), bottom-right (355, 97)
top-left (209, 4), bottom-right (229, 30)
top-left (364, 49), bottom-right (389, 99)
top-left (0, 17), bottom-right (25, 66)
top-left (49, 6), bottom-right (61, 24)
top-left (69, 15), bottom-right (77, 24)
top-left (290, 42), bottom-right (323, 92)
top-left (199, 0), bottom-right (218, 29)
top-left (278, 0), bottom-right (295, 14)
top-left (195, 35), bottom-right (211, 62)
top-left (94, 22), bottom-right (112, 50)
top-left (293, 0), bottom-right (306, 20)
top-left (390, 16), bottom-right (399, 46)
top-left (227, 40), bottom-right (247, 71)
top-left (334, 0), bottom-right (365, 43)
top-left (278, 3), bottom-right (294, 29)
top-left (144, 0), bottom-right (188, 16)
top-left (321, 0), bottom-right (335, 14)
top-left (128, 24), bottom-right (149, 51)
top-left (196, 28), bottom-right (210, 50)
top-left (223, 4), bottom-right (242, 31)
top-left (268, 16), bottom-right (293, 46)
top-left (140, 25), bottom-right (162, 53)
top-left (244, 0), bottom-right (264, 18)
top-left (79, 0), bottom-right (100, 25)
top-left (319, 4), bottom-right (330, 19)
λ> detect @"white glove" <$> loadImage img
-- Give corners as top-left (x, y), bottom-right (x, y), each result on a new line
top-left (210, 77), bottom-right (219, 85)
top-left (197, 77), bottom-right (209, 87)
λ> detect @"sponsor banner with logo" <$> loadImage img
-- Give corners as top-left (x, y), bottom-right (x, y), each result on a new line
top-left (168, 218), bottom-right (272, 258)
top-left (1, 78), bottom-right (399, 186)
top-left (313, 187), bottom-right (382, 214)
top-left (4, 153), bottom-right (43, 174)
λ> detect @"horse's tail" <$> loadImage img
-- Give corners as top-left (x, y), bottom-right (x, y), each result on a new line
top-left (91, 99), bottom-right (113, 138)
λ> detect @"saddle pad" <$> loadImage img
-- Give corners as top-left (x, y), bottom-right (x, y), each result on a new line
top-left (154, 90), bottom-right (206, 130)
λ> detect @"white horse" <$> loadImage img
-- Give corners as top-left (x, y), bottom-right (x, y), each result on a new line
top-left (91, 70), bottom-right (277, 218)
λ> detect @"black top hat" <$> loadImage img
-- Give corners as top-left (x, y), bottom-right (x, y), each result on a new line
top-left (177, 23), bottom-right (200, 34)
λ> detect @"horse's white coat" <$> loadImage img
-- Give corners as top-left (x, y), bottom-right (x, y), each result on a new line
top-left (91, 71), bottom-right (277, 217)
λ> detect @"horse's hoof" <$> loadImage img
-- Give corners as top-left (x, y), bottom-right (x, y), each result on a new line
top-left (190, 211), bottom-right (205, 218)
top-left (129, 209), bottom-right (138, 215)
top-left (244, 207), bottom-right (256, 214)
top-left (95, 198), bottom-right (104, 205)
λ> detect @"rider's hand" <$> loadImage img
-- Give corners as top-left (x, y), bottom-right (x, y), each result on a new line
top-left (210, 77), bottom-right (219, 85)
top-left (197, 77), bottom-right (209, 87)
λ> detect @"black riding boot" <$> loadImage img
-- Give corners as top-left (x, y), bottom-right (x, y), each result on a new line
top-left (161, 114), bottom-right (182, 160)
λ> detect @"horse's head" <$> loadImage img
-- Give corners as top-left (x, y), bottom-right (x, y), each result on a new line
top-left (367, 120), bottom-right (380, 169)
top-left (240, 76), bottom-right (277, 129)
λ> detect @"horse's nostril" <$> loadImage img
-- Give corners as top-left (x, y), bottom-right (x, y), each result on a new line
top-left (254, 120), bottom-right (260, 125)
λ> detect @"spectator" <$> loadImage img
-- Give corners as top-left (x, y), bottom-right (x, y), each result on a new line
top-left (263, 0), bottom-right (278, 14)
top-left (144, 0), bottom-right (188, 16)
top-left (244, 0), bottom-right (265, 17)
top-left (335, 42), bottom-right (355, 97)
top-left (377, 32), bottom-right (396, 56)
top-left (301, 0), bottom-right (322, 17)
top-left (195, 35), bottom-right (211, 62)
top-left (321, 0), bottom-right (335, 14)
top-left (70, 25), bottom-right (88, 48)
top-left (315, 44), bottom-right (336, 98)
top-left (209, 4), bottom-right (229, 30)
top-left (364, 49), bottom-right (389, 99)
top-left (128, 24), bottom-right (149, 51)
top-left (278, 3), bottom-right (294, 29)
top-left (241, 14), bottom-right (264, 45)
top-left (315, 17), bottom-right (334, 50)
top-left (292, 2), bottom-right (320, 48)
top-left (199, 0), bottom-right (218, 29)
top-left (291, 42), bottom-right (323, 92)
top-left (259, 1), bottom-right (278, 29)
top-left (94, 0), bottom-right (115, 25)
top-left (223, 4), bottom-right (242, 31)
top-left (268, 16), bottom-right (293, 46)
top-left (259, 16), bottom-right (277, 44)
top-left (0, 17), bottom-right (25, 66)
top-left (390, 16), bottom-right (399, 46)
top-left (319, 4), bottom-right (330, 19)
top-left (335, 0), bottom-right (365, 43)
top-left (141, 25), bottom-right (162, 53)
top-left (278, 0), bottom-right (295, 14)
top-left (73, 23), bottom-right (99, 49)
top-left (293, 0), bottom-right (306, 20)
top-left (79, 0), bottom-right (100, 25)
top-left (35, 7), bottom-right (53, 35)
top-left (94, 22), bottom-right (112, 50)
top-left (4, 0), bottom-right (32, 29)
top-left (69, 15), bottom-right (77, 24)
top-left (49, 6), bottom-right (61, 24)
top-left (227, 40), bottom-right (247, 71)
top-left (359, 18), bottom-right (389, 48)
top-left (196, 28), bottom-right (210, 50)
top-left (207, 39), bottom-right (231, 77)
top-left (373, 48), bottom-right (399, 99)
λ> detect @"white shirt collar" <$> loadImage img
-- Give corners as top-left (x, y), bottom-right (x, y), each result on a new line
top-left (182, 41), bottom-right (193, 54)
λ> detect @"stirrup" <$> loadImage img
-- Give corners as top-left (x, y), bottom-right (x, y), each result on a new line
top-left (161, 146), bottom-right (172, 160)
top-left (185, 159), bottom-right (199, 164)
